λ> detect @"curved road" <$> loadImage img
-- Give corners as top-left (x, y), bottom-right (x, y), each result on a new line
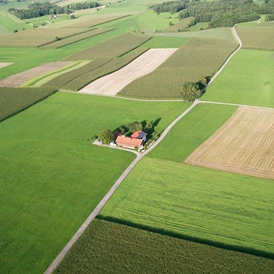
top-left (45, 27), bottom-right (243, 274)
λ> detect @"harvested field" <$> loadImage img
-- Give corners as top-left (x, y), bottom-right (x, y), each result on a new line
top-left (0, 62), bottom-right (12, 69)
top-left (163, 17), bottom-right (194, 32)
top-left (185, 106), bottom-right (274, 180)
top-left (65, 14), bottom-right (130, 28)
top-left (236, 26), bottom-right (274, 50)
top-left (40, 28), bottom-right (113, 49)
top-left (0, 62), bottom-right (70, 87)
top-left (80, 48), bottom-right (177, 95)
top-left (0, 28), bottom-right (91, 47)
top-left (65, 33), bottom-right (151, 60)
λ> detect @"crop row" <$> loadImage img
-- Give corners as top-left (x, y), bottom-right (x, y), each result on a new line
top-left (54, 219), bottom-right (274, 274)
top-left (119, 37), bottom-right (238, 99)
top-left (40, 28), bottom-right (113, 49)
top-left (65, 32), bottom-right (151, 60)
top-left (62, 47), bottom-right (149, 91)
top-left (0, 87), bottom-right (57, 122)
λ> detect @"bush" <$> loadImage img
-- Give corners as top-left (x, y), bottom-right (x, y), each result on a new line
top-left (70, 14), bottom-right (75, 19)
top-left (14, 29), bottom-right (18, 33)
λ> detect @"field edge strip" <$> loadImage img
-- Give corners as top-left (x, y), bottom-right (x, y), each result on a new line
top-left (96, 215), bottom-right (274, 260)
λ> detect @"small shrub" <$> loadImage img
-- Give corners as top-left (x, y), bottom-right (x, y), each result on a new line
top-left (14, 29), bottom-right (18, 33)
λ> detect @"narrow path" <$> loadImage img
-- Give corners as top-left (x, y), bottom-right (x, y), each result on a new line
top-left (44, 100), bottom-right (199, 274)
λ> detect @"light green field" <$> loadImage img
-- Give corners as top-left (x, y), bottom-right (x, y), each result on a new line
top-left (140, 36), bottom-right (189, 48)
top-left (147, 27), bottom-right (237, 43)
top-left (188, 22), bottom-right (209, 31)
top-left (202, 49), bottom-right (274, 108)
top-left (120, 38), bottom-right (238, 99)
top-left (0, 11), bottom-right (30, 36)
top-left (0, 0), bottom-right (47, 11)
top-left (137, 10), bottom-right (179, 32)
top-left (101, 157), bottom-right (274, 256)
top-left (0, 92), bottom-right (188, 273)
top-left (149, 104), bottom-right (237, 162)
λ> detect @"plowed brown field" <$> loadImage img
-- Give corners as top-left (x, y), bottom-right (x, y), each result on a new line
top-left (185, 106), bottom-right (274, 180)
top-left (0, 62), bottom-right (69, 87)
top-left (79, 48), bottom-right (177, 95)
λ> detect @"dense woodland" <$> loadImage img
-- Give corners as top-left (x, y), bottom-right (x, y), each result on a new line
top-left (151, 0), bottom-right (274, 28)
top-left (8, 1), bottom-right (100, 19)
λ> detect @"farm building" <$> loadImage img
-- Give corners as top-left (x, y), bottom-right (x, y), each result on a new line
top-left (116, 130), bottom-right (147, 150)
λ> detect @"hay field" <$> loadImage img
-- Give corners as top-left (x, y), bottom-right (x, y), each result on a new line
top-left (119, 38), bottom-right (238, 99)
top-left (0, 62), bottom-right (69, 87)
top-left (236, 26), bottom-right (274, 50)
top-left (101, 157), bottom-right (274, 257)
top-left (0, 28), bottom-right (91, 47)
top-left (80, 48), bottom-right (177, 95)
top-left (186, 106), bottom-right (274, 180)
top-left (66, 32), bottom-right (150, 60)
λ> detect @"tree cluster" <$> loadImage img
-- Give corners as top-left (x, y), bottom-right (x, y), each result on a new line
top-left (8, 1), bottom-right (100, 20)
top-left (151, 0), bottom-right (274, 28)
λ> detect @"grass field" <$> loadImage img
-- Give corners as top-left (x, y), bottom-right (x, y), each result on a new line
top-left (0, 11), bottom-right (30, 36)
top-left (40, 28), bottom-right (113, 49)
top-left (149, 104), bottom-right (237, 162)
top-left (119, 38), bottom-right (238, 99)
top-left (202, 49), bottom-right (274, 108)
top-left (101, 157), bottom-right (274, 256)
top-left (0, 27), bottom-right (92, 47)
top-left (186, 106), bottom-right (274, 180)
top-left (236, 26), bottom-right (274, 50)
top-left (55, 219), bottom-right (274, 274)
top-left (147, 27), bottom-right (237, 43)
top-left (65, 32), bottom-right (150, 60)
top-left (0, 92), bottom-right (188, 273)
top-left (0, 87), bottom-right (56, 121)
top-left (140, 36), bottom-right (189, 48)
top-left (137, 10), bottom-right (179, 32)
top-left (163, 17), bottom-right (194, 32)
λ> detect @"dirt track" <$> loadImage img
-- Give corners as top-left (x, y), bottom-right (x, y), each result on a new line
top-left (0, 62), bottom-right (69, 87)
top-left (0, 62), bottom-right (13, 69)
top-left (185, 106), bottom-right (274, 180)
top-left (79, 48), bottom-right (178, 95)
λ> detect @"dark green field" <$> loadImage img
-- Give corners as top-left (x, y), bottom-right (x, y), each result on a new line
top-left (55, 219), bottom-right (274, 274)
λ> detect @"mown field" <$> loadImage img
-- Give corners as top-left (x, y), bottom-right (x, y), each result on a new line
top-left (149, 103), bottom-right (237, 162)
top-left (140, 36), bottom-right (189, 48)
top-left (0, 92), bottom-right (188, 273)
top-left (0, 27), bottom-right (92, 47)
top-left (119, 38), bottom-right (238, 99)
top-left (101, 157), bottom-right (274, 257)
top-left (0, 87), bottom-right (56, 121)
top-left (65, 32), bottom-right (150, 60)
top-left (202, 49), bottom-right (274, 108)
top-left (55, 219), bottom-right (274, 274)
top-left (163, 17), bottom-right (194, 32)
top-left (236, 26), bottom-right (274, 50)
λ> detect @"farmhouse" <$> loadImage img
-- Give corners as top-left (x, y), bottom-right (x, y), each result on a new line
top-left (116, 130), bottom-right (147, 150)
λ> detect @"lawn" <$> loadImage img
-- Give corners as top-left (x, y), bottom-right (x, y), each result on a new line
top-left (0, 92), bottom-right (187, 273)
top-left (149, 103), bottom-right (237, 162)
top-left (202, 49), bottom-right (274, 108)
top-left (119, 38), bottom-right (238, 99)
top-left (100, 157), bottom-right (274, 257)
top-left (236, 26), bottom-right (274, 50)
top-left (55, 219), bottom-right (274, 274)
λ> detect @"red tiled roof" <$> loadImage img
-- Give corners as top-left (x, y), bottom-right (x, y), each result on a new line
top-left (116, 136), bottom-right (142, 148)
top-left (131, 130), bottom-right (147, 139)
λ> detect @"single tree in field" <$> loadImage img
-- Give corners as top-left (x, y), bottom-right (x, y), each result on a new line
top-left (98, 129), bottom-right (114, 144)
top-left (181, 82), bottom-right (202, 101)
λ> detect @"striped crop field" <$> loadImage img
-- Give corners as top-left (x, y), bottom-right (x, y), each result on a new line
top-left (185, 106), bottom-right (274, 180)
top-left (65, 32), bottom-right (151, 60)
top-left (236, 26), bottom-right (274, 50)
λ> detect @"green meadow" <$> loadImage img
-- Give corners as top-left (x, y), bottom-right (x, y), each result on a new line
top-left (101, 157), bottom-right (274, 256)
top-left (202, 49), bottom-right (274, 108)
top-left (149, 104), bottom-right (237, 162)
top-left (0, 92), bottom-right (188, 273)
top-left (55, 219), bottom-right (274, 274)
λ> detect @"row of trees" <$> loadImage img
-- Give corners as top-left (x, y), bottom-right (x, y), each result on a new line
top-left (8, 1), bottom-right (100, 20)
top-left (151, 0), bottom-right (274, 28)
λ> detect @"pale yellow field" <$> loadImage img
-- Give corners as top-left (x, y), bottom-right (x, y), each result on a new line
top-left (185, 106), bottom-right (274, 180)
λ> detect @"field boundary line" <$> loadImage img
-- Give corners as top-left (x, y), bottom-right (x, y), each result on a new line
top-left (207, 26), bottom-right (242, 86)
top-left (44, 100), bottom-right (199, 274)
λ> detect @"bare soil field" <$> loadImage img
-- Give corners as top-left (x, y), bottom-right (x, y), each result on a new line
top-left (0, 62), bottom-right (13, 69)
top-left (0, 62), bottom-right (70, 87)
top-left (79, 48), bottom-right (177, 95)
top-left (185, 106), bottom-right (274, 180)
